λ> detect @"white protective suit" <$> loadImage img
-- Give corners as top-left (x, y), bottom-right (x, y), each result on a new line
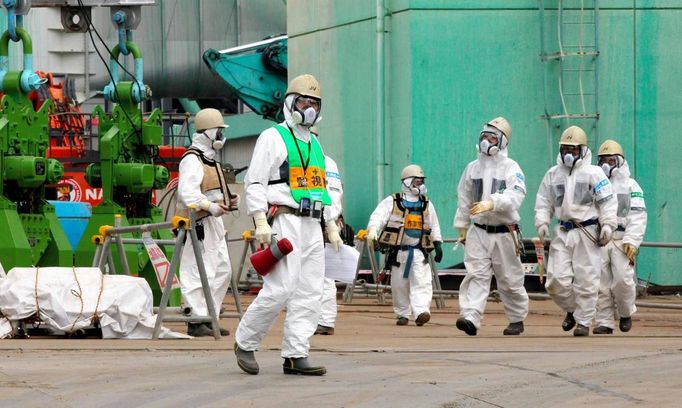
top-left (535, 149), bottom-right (618, 327)
top-left (235, 100), bottom-right (340, 358)
top-left (176, 132), bottom-right (232, 319)
top-left (319, 155), bottom-right (343, 328)
top-left (596, 160), bottom-right (647, 328)
top-left (453, 149), bottom-right (529, 328)
top-left (367, 190), bottom-right (442, 320)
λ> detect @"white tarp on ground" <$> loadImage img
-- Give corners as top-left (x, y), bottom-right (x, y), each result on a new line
top-left (0, 267), bottom-right (188, 340)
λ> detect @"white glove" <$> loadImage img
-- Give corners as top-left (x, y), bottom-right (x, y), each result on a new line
top-left (326, 221), bottom-right (343, 252)
top-left (366, 226), bottom-right (378, 242)
top-left (537, 224), bottom-right (549, 242)
top-left (201, 200), bottom-right (227, 217)
top-left (253, 211), bottom-right (272, 245)
top-left (229, 194), bottom-right (240, 209)
top-left (600, 224), bottom-right (613, 246)
top-left (470, 200), bottom-right (494, 216)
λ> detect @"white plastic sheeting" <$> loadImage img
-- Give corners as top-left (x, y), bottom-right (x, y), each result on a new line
top-left (0, 267), bottom-right (188, 339)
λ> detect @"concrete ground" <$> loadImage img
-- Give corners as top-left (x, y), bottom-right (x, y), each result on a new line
top-left (2, 294), bottom-right (682, 407)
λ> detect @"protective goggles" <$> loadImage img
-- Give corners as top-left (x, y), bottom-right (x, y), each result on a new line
top-left (479, 131), bottom-right (500, 144)
top-left (598, 154), bottom-right (620, 167)
top-left (295, 96), bottom-right (321, 111)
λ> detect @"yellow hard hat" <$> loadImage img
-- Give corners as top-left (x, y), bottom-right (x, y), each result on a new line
top-left (400, 164), bottom-right (425, 180)
top-left (195, 108), bottom-right (228, 131)
top-left (286, 74), bottom-right (321, 99)
top-left (487, 117), bottom-right (512, 141)
top-left (560, 126), bottom-right (587, 146)
top-left (598, 139), bottom-right (624, 157)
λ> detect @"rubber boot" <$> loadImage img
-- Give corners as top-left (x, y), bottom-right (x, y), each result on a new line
top-left (456, 317), bottom-right (477, 336)
top-left (314, 325), bottom-right (335, 335)
top-left (503, 321), bottom-right (524, 335)
top-left (282, 357), bottom-right (326, 376)
top-left (206, 322), bottom-right (230, 336)
top-left (415, 312), bottom-right (431, 327)
top-left (562, 312), bottom-right (576, 332)
top-left (187, 323), bottom-right (213, 337)
top-left (234, 343), bottom-right (259, 375)
top-left (573, 324), bottom-right (590, 336)
top-left (592, 326), bottom-right (613, 335)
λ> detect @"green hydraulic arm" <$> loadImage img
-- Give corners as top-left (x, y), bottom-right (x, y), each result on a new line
top-left (0, 27), bottom-right (72, 269)
top-left (203, 35), bottom-right (288, 122)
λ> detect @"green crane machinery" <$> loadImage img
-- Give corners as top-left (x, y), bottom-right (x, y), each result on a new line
top-left (203, 35), bottom-right (288, 122)
top-left (0, 6), bottom-right (72, 270)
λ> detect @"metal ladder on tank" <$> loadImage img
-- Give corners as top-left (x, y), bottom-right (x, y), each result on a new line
top-left (539, 0), bottom-right (600, 148)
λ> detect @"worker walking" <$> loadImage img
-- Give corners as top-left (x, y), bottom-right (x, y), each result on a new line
top-left (593, 140), bottom-right (647, 334)
top-left (234, 74), bottom-right (343, 376)
top-left (453, 117), bottom-right (529, 336)
top-left (366, 164), bottom-right (443, 327)
top-left (535, 126), bottom-right (618, 336)
top-left (176, 108), bottom-right (237, 337)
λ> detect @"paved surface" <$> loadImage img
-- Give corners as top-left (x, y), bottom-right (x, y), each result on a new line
top-left (2, 295), bottom-right (682, 407)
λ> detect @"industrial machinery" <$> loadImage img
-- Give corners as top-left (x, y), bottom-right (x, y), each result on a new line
top-left (203, 35), bottom-right (288, 122)
top-left (0, 2), bottom-right (72, 269)
top-left (73, 7), bottom-right (178, 304)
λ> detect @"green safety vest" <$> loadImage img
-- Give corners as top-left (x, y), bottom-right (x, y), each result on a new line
top-left (274, 125), bottom-right (331, 205)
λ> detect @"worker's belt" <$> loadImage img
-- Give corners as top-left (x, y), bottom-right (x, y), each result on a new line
top-left (559, 218), bottom-right (598, 231)
top-left (474, 223), bottom-right (518, 234)
top-left (273, 205), bottom-right (323, 220)
top-left (394, 245), bottom-right (428, 278)
top-left (616, 225), bottom-right (626, 232)
top-left (268, 178), bottom-right (286, 185)
top-left (398, 245), bottom-right (423, 251)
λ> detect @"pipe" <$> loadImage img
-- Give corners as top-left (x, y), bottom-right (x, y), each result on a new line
top-left (375, 0), bottom-right (386, 204)
top-left (84, 31), bottom-right (90, 99)
top-left (179, 98), bottom-right (201, 115)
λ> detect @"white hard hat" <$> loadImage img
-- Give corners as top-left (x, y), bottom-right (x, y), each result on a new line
top-left (195, 108), bottom-right (228, 131)
top-left (400, 164), bottom-right (425, 180)
top-left (286, 74), bottom-right (321, 99)
top-left (598, 139), bottom-right (624, 157)
top-left (486, 117), bottom-right (512, 141)
top-left (560, 126), bottom-right (587, 146)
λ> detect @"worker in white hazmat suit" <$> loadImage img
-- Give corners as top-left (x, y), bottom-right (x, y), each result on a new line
top-left (535, 126), bottom-right (618, 336)
top-left (176, 108), bottom-right (238, 337)
top-left (593, 140), bottom-right (647, 334)
top-left (367, 164), bottom-right (443, 327)
top-left (234, 74), bottom-right (343, 376)
top-left (316, 153), bottom-right (345, 336)
top-left (453, 117), bottom-right (529, 336)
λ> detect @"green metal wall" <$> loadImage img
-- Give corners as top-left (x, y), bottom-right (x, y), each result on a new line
top-left (289, 0), bottom-right (682, 285)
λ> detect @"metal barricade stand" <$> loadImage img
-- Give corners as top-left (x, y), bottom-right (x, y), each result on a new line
top-left (226, 234), bottom-right (246, 317)
top-left (342, 230), bottom-right (383, 305)
top-left (229, 230), bottom-right (263, 298)
top-left (91, 208), bottom-right (223, 340)
top-left (342, 230), bottom-right (446, 309)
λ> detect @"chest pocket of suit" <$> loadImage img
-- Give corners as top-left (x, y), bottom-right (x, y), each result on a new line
top-left (472, 178), bottom-right (483, 202)
top-left (551, 183), bottom-right (565, 207)
top-left (492, 178), bottom-right (506, 194)
top-left (617, 193), bottom-right (630, 217)
top-left (574, 176), bottom-right (593, 206)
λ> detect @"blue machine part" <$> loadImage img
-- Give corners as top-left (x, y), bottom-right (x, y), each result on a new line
top-left (47, 201), bottom-right (92, 253)
top-left (203, 35), bottom-right (288, 122)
